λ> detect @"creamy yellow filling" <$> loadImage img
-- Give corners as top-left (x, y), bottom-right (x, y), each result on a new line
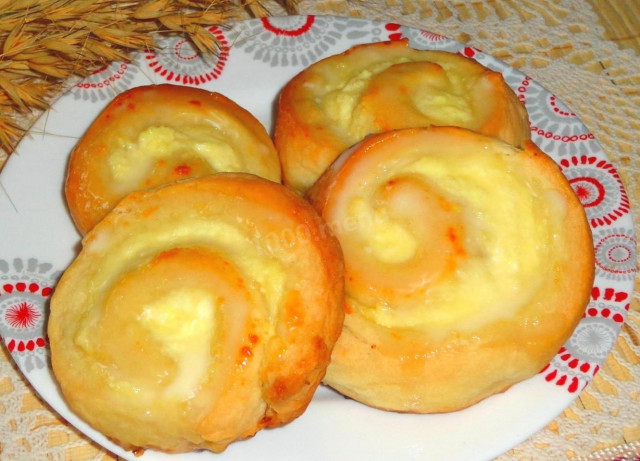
top-left (412, 90), bottom-right (473, 125)
top-left (108, 125), bottom-right (242, 185)
top-left (340, 151), bottom-right (560, 333)
top-left (137, 289), bottom-right (217, 400)
top-left (322, 68), bottom-right (377, 130)
top-left (86, 219), bottom-right (286, 324)
top-left (347, 198), bottom-right (417, 264)
top-left (72, 218), bottom-right (287, 406)
top-left (320, 57), bottom-right (472, 139)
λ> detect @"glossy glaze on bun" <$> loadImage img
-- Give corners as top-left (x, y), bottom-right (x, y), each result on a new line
top-left (49, 173), bottom-right (344, 453)
top-left (65, 84), bottom-right (281, 234)
top-left (307, 126), bottom-right (594, 413)
top-left (275, 39), bottom-right (530, 192)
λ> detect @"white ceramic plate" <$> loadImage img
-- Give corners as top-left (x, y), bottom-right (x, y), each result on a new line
top-left (0, 15), bottom-right (636, 461)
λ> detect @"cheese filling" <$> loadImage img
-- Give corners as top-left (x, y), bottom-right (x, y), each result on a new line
top-left (320, 58), bottom-right (474, 140)
top-left (75, 219), bottom-right (287, 402)
top-left (137, 290), bottom-right (217, 400)
top-left (108, 125), bottom-right (242, 185)
top-left (332, 149), bottom-right (562, 334)
top-left (347, 197), bottom-right (418, 264)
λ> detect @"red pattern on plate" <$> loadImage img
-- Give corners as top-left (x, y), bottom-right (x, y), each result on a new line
top-left (75, 62), bottom-right (130, 90)
top-left (531, 126), bottom-right (596, 143)
top-left (560, 155), bottom-right (630, 228)
top-left (459, 46), bottom-right (482, 58)
top-left (260, 16), bottom-right (315, 36)
top-left (549, 94), bottom-right (576, 117)
top-left (540, 284), bottom-right (629, 393)
top-left (588, 286), bottom-right (629, 324)
top-left (594, 231), bottom-right (636, 276)
top-left (515, 75), bottom-right (531, 104)
top-left (145, 26), bottom-right (229, 85)
top-left (420, 30), bottom-right (447, 42)
top-left (384, 23), bottom-right (404, 41)
top-left (540, 360), bottom-right (586, 393)
top-left (1, 281), bottom-right (50, 354)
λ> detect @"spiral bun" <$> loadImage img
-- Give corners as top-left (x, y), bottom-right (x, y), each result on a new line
top-left (307, 126), bottom-right (593, 413)
top-left (49, 173), bottom-right (344, 453)
top-left (65, 84), bottom-right (281, 234)
top-left (275, 39), bottom-right (530, 192)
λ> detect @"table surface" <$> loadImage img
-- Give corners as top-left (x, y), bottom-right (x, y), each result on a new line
top-left (1, 1), bottom-right (638, 460)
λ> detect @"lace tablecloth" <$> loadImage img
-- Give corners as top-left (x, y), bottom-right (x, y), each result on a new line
top-left (1, 0), bottom-right (638, 459)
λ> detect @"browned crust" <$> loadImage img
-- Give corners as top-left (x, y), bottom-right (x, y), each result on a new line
top-left (307, 126), bottom-right (594, 413)
top-left (65, 84), bottom-right (281, 235)
top-left (50, 173), bottom-right (344, 453)
top-left (275, 39), bottom-right (530, 193)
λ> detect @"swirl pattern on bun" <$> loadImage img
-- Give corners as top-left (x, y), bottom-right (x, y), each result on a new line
top-left (49, 174), bottom-right (344, 453)
top-left (66, 84), bottom-right (281, 234)
top-left (275, 39), bottom-right (530, 192)
top-left (307, 126), bottom-right (594, 413)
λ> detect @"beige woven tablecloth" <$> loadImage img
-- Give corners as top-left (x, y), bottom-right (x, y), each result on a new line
top-left (1, 0), bottom-right (639, 459)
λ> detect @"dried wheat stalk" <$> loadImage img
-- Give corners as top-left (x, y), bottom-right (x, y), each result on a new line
top-left (0, 0), bottom-right (298, 155)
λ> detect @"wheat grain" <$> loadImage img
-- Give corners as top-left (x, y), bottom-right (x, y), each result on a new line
top-left (0, 0), bottom-right (297, 157)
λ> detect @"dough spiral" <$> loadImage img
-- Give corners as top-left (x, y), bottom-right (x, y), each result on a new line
top-left (275, 39), bottom-right (530, 192)
top-left (307, 126), bottom-right (594, 413)
top-left (49, 173), bottom-right (344, 453)
top-left (65, 84), bottom-right (281, 234)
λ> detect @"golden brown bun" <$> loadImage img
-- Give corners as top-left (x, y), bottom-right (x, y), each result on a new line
top-left (275, 39), bottom-right (530, 192)
top-left (49, 173), bottom-right (344, 453)
top-left (65, 84), bottom-right (281, 234)
top-left (307, 126), bottom-right (594, 413)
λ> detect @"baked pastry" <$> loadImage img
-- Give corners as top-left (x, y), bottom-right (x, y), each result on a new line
top-left (275, 39), bottom-right (530, 192)
top-left (49, 173), bottom-right (344, 453)
top-left (307, 126), bottom-right (594, 413)
top-left (65, 84), bottom-right (281, 234)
